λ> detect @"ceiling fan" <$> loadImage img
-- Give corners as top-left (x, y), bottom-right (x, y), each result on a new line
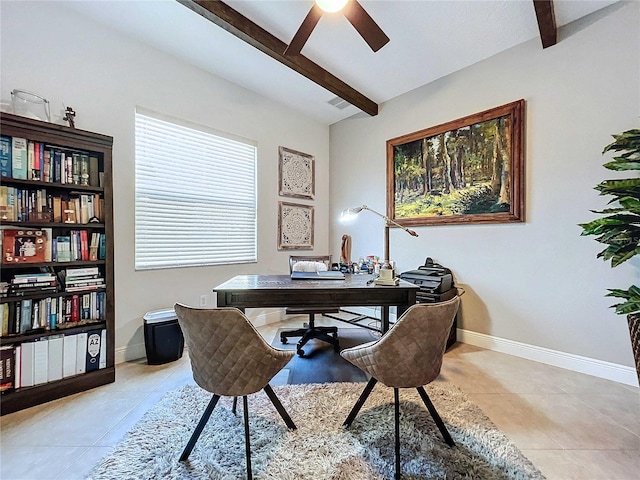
top-left (284, 0), bottom-right (390, 56)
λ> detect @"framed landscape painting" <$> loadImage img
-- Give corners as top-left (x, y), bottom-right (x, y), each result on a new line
top-left (386, 100), bottom-right (525, 226)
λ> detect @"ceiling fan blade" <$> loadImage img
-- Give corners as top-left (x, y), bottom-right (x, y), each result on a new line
top-left (343, 0), bottom-right (389, 52)
top-left (284, 4), bottom-right (323, 55)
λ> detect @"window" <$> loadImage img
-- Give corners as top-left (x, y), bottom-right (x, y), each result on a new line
top-left (135, 109), bottom-right (257, 270)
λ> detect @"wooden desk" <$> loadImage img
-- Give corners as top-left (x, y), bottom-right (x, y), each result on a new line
top-left (214, 274), bottom-right (419, 333)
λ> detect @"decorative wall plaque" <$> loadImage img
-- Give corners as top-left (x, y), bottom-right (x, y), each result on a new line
top-left (277, 201), bottom-right (314, 250)
top-left (278, 146), bottom-right (315, 199)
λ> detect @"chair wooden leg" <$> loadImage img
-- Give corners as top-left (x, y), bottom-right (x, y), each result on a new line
top-left (180, 394), bottom-right (220, 461)
top-left (394, 388), bottom-right (401, 480)
top-left (416, 386), bottom-right (455, 447)
top-left (343, 377), bottom-right (378, 427)
top-left (263, 384), bottom-right (297, 430)
top-left (242, 396), bottom-right (253, 480)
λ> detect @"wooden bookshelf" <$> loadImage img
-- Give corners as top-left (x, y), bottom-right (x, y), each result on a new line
top-left (0, 112), bottom-right (115, 415)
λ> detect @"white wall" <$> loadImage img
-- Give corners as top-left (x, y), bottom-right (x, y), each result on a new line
top-left (1, 2), bottom-right (330, 361)
top-left (330, 2), bottom-right (640, 379)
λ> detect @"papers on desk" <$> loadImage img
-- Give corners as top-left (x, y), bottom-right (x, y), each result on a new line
top-left (291, 271), bottom-right (345, 280)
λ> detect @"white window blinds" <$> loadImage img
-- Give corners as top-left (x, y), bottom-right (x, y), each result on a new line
top-left (135, 110), bottom-right (257, 270)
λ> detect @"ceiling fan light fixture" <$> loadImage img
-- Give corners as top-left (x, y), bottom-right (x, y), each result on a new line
top-left (315, 0), bottom-right (349, 14)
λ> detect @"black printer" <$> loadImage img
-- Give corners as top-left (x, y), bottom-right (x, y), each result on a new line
top-left (400, 258), bottom-right (458, 349)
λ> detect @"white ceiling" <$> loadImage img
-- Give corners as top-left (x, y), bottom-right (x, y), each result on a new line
top-left (63, 0), bottom-right (617, 125)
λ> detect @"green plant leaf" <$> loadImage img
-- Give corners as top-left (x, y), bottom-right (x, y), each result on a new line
top-left (583, 130), bottom-right (640, 315)
top-left (611, 246), bottom-right (640, 267)
top-left (613, 301), bottom-right (640, 315)
top-left (603, 161), bottom-right (640, 171)
top-left (595, 178), bottom-right (640, 195)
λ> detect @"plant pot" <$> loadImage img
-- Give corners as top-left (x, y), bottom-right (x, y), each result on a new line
top-left (628, 313), bottom-right (640, 385)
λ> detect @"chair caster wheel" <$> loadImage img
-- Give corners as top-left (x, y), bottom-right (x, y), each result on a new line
top-left (297, 349), bottom-right (305, 357)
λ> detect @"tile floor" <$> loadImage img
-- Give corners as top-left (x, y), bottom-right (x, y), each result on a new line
top-left (1, 316), bottom-right (639, 480)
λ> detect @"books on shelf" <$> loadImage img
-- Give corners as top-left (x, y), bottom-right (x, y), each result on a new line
top-left (0, 328), bottom-right (106, 391)
top-left (0, 187), bottom-right (103, 224)
top-left (1, 136), bottom-right (102, 187)
top-left (1, 229), bottom-right (105, 264)
top-left (0, 135), bottom-right (11, 178)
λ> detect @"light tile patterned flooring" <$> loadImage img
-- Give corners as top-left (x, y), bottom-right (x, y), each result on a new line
top-left (1, 316), bottom-right (638, 480)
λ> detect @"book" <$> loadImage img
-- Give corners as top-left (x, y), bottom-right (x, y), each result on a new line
top-left (85, 329), bottom-right (102, 372)
top-left (11, 273), bottom-right (56, 283)
top-left (31, 141), bottom-right (42, 181)
top-left (65, 284), bottom-right (105, 293)
top-left (80, 229), bottom-right (89, 260)
top-left (50, 297), bottom-right (58, 329)
top-left (0, 345), bottom-right (14, 391)
top-left (66, 267), bottom-right (100, 278)
top-left (65, 153), bottom-right (73, 184)
top-left (19, 299), bottom-right (32, 333)
top-left (62, 333), bottom-right (77, 377)
top-left (54, 150), bottom-right (63, 183)
top-left (20, 341), bottom-right (35, 387)
top-left (43, 148), bottom-right (51, 182)
top-left (89, 156), bottom-right (99, 187)
top-left (0, 303), bottom-right (8, 336)
top-left (71, 295), bottom-right (80, 322)
top-left (11, 137), bottom-right (27, 179)
top-left (56, 236), bottom-right (72, 262)
top-left (99, 329), bottom-right (106, 369)
top-left (75, 332), bottom-right (87, 374)
top-left (80, 154), bottom-right (90, 186)
top-left (72, 153), bottom-right (80, 185)
top-left (98, 233), bottom-right (106, 260)
top-left (47, 334), bottom-right (64, 382)
top-left (14, 345), bottom-right (21, 389)
top-left (27, 141), bottom-right (35, 180)
top-left (33, 337), bottom-right (48, 385)
top-left (0, 135), bottom-right (11, 177)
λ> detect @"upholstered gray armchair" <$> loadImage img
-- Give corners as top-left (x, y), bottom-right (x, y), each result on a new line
top-left (340, 297), bottom-right (460, 480)
top-left (174, 304), bottom-right (296, 479)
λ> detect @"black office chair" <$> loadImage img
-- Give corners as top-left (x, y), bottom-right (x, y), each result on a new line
top-left (280, 255), bottom-right (340, 357)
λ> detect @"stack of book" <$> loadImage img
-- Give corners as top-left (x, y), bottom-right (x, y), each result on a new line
top-left (8, 272), bottom-right (58, 297)
top-left (59, 267), bottom-right (105, 292)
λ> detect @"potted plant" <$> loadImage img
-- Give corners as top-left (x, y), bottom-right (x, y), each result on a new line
top-left (579, 129), bottom-right (640, 384)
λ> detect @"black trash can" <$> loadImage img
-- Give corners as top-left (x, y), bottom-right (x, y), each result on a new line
top-left (143, 308), bottom-right (184, 365)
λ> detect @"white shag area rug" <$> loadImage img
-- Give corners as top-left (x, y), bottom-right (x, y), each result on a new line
top-left (87, 381), bottom-right (545, 480)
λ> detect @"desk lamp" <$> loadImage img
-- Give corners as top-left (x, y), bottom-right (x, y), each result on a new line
top-left (340, 204), bottom-right (418, 265)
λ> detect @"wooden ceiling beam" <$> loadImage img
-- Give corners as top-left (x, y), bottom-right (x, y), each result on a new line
top-left (177, 0), bottom-right (379, 116)
top-left (533, 0), bottom-right (557, 49)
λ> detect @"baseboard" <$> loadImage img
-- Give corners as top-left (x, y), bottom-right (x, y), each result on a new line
top-left (458, 328), bottom-right (639, 387)
top-left (115, 343), bottom-right (146, 364)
